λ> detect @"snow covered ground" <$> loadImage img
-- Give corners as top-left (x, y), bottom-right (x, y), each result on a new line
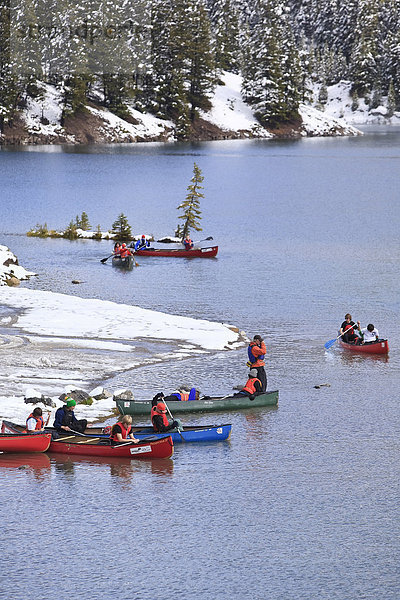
top-left (0, 246), bottom-right (245, 423)
top-left (7, 72), bottom-right (398, 146)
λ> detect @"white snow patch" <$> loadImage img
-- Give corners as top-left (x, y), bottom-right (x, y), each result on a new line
top-left (0, 245), bottom-right (37, 285)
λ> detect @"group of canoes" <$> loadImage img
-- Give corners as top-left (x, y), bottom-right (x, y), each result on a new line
top-left (108, 236), bottom-right (219, 269)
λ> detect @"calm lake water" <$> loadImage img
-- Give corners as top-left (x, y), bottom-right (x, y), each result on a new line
top-left (0, 127), bottom-right (399, 599)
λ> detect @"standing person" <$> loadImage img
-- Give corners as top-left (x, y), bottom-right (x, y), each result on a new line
top-left (339, 314), bottom-right (360, 344)
top-left (359, 323), bottom-right (379, 343)
top-left (247, 334), bottom-right (267, 391)
top-left (25, 407), bottom-right (51, 433)
top-left (151, 402), bottom-right (182, 433)
top-left (53, 398), bottom-right (88, 434)
top-left (109, 415), bottom-right (139, 444)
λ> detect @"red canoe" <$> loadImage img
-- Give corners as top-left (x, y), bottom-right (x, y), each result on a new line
top-left (339, 339), bottom-right (389, 355)
top-left (136, 245), bottom-right (218, 258)
top-left (48, 435), bottom-right (173, 459)
top-left (0, 433), bottom-right (52, 453)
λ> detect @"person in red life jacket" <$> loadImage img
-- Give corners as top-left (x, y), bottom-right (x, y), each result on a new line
top-left (53, 398), bottom-right (88, 435)
top-left (119, 243), bottom-right (132, 258)
top-left (235, 369), bottom-right (262, 400)
top-left (247, 334), bottom-right (267, 391)
top-left (339, 314), bottom-right (360, 344)
top-left (151, 402), bottom-right (182, 433)
top-left (183, 236), bottom-right (194, 250)
top-left (109, 415), bottom-right (139, 444)
top-left (25, 407), bottom-right (51, 433)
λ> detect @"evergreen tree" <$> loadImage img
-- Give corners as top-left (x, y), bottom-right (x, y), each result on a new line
top-left (176, 162), bottom-right (204, 240)
top-left (111, 213), bottom-right (132, 239)
top-left (387, 80), bottom-right (396, 116)
top-left (209, 0), bottom-right (241, 73)
top-left (75, 212), bottom-right (91, 230)
top-left (64, 220), bottom-right (79, 239)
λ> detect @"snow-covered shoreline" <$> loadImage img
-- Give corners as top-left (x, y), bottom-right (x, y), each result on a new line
top-left (2, 72), bottom-right (385, 147)
top-left (0, 246), bottom-right (246, 423)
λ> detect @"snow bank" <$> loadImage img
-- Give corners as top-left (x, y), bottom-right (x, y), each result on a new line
top-left (199, 71), bottom-right (272, 137)
top-left (0, 245), bottom-right (36, 285)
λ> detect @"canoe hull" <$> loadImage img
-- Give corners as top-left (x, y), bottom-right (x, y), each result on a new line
top-left (2, 421), bottom-right (231, 444)
top-left (116, 391), bottom-right (279, 416)
top-left (112, 255), bottom-right (134, 269)
top-left (339, 339), bottom-right (389, 355)
top-left (136, 245), bottom-right (218, 258)
top-left (48, 436), bottom-right (173, 459)
top-left (0, 433), bottom-right (51, 453)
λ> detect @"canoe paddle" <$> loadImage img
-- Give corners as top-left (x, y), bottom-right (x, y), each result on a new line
top-left (324, 323), bottom-right (357, 349)
top-left (191, 235), bottom-right (213, 245)
top-left (163, 399), bottom-right (185, 442)
top-left (100, 254), bottom-right (113, 264)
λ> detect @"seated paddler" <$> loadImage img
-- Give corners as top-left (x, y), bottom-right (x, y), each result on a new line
top-left (53, 398), bottom-right (88, 435)
top-left (151, 402), bottom-right (183, 433)
top-left (110, 415), bottom-right (139, 444)
top-left (234, 369), bottom-right (263, 399)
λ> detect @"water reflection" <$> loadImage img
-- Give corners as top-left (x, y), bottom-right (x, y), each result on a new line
top-left (50, 454), bottom-right (174, 482)
top-left (0, 452), bottom-right (51, 480)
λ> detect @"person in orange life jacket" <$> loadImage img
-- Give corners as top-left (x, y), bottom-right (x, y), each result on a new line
top-left (113, 242), bottom-right (122, 255)
top-left (235, 369), bottom-right (262, 399)
top-left (53, 398), bottom-right (88, 434)
top-left (247, 334), bottom-right (267, 391)
top-left (25, 407), bottom-right (51, 433)
top-left (119, 243), bottom-right (132, 258)
top-left (339, 314), bottom-right (360, 344)
top-left (183, 237), bottom-right (194, 250)
top-left (168, 387), bottom-right (198, 401)
top-left (134, 235), bottom-right (150, 251)
top-left (151, 402), bottom-right (182, 433)
top-left (110, 415), bottom-right (139, 444)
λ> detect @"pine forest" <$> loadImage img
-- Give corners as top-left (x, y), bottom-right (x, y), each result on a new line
top-left (1, 0), bottom-right (399, 137)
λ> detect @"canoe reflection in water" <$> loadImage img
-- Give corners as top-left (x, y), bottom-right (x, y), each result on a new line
top-left (51, 454), bottom-right (174, 481)
top-left (0, 452), bottom-right (51, 481)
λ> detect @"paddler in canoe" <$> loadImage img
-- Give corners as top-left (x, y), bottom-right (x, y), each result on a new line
top-left (358, 323), bottom-right (380, 344)
top-left (151, 400), bottom-right (183, 433)
top-left (109, 415), bottom-right (139, 444)
top-left (234, 369), bottom-right (263, 400)
top-left (339, 314), bottom-right (360, 343)
top-left (132, 235), bottom-right (150, 251)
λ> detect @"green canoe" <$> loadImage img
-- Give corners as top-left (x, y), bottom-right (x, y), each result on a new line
top-left (115, 391), bottom-right (279, 416)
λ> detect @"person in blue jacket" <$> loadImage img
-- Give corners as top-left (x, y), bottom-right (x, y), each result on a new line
top-left (134, 235), bottom-right (150, 251)
top-left (53, 398), bottom-right (87, 435)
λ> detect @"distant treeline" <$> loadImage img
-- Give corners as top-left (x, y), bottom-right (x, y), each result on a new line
top-left (1, 0), bottom-right (399, 136)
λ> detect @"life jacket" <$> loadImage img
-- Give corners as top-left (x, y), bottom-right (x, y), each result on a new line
top-left (151, 410), bottom-right (169, 432)
top-left (241, 377), bottom-right (261, 395)
top-left (110, 422), bottom-right (131, 442)
top-left (25, 413), bottom-right (44, 432)
top-left (184, 239), bottom-right (193, 250)
top-left (248, 343), bottom-right (265, 365)
top-left (120, 248), bottom-right (131, 258)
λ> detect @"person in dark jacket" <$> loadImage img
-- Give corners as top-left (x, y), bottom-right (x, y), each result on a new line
top-left (339, 314), bottom-right (360, 343)
top-left (53, 398), bottom-right (87, 434)
top-left (151, 402), bottom-right (182, 433)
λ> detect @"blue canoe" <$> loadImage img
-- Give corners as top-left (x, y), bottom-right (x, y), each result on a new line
top-left (132, 423), bottom-right (232, 444)
top-left (2, 421), bottom-right (232, 444)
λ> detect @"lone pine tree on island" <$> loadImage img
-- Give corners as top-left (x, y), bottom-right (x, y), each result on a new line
top-left (176, 162), bottom-right (204, 240)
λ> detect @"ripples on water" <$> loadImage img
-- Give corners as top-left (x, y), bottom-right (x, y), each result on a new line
top-left (0, 129), bottom-right (399, 599)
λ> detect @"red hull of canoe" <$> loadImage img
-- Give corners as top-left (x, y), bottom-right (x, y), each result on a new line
top-left (339, 339), bottom-right (389, 355)
top-left (136, 245), bottom-right (218, 258)
top-left (0, 433), bottom-right (52, 453)
top-left (48, 436), bottom-right (174, 459)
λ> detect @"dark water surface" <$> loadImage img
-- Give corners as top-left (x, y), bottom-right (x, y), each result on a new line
top-left (0, 127), bottom-right (399, 599)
